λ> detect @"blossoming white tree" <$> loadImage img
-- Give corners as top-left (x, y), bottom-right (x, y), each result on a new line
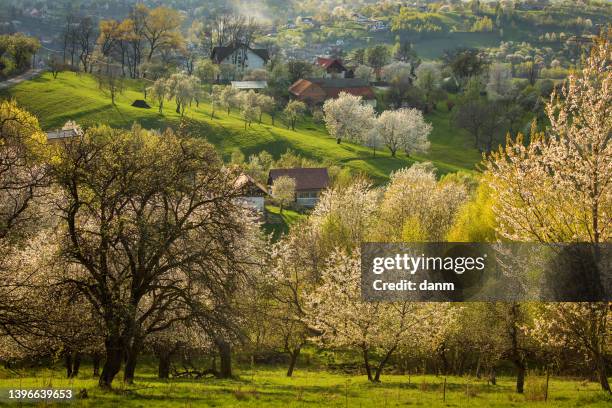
top-left (323, 92), bottom-right (375, 144)
top-left (307, 249), bottom-right (456, 382)
top-left (530, 303), bottom-right (611, 393)
top-left (485, 32), bottom-right (611, 393)
top-left (373, 108), bottom-right (432, 157)
top-left (372, 164), bottom-right (468, 241)
top-left (271, 176), bottom-right (296, 213)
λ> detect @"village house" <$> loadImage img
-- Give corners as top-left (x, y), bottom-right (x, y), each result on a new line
top-left (288, 78), bottom-right (377, 107)
top-left (316, 57), bottom-right (350, 78)
top-left (45, 120), bottom-right (83, 143)
top-left (211, 43), bottom-right (270, 78)
top-left (234, 173), bottom-right (269, 212)
top-left (267, 168), bottom-right (329, 207)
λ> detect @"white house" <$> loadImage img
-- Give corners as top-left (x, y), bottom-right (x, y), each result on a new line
top-left (211, 43), bottom-right (270, 72)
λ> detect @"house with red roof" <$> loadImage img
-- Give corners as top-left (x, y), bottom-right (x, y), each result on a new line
top-left (288, 78), bottom-right (377, 107)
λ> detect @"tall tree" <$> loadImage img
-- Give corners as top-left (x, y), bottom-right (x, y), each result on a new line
top-left (323, 92), bottom-right (375, 144)
top-left (77, 17), bottom-right (96, 72)
top-left (485, 32), bottom-right (611, 392)
top-left (0, 101), bottom-right (48, 334)
top-left (143, 6), bottom-right (184, 62)
top-left (51, 125), bottom-right (254, 388)
top-left (373, 108), bottom-right (431, 157)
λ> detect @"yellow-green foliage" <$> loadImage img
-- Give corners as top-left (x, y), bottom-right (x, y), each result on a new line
top-left (447, 178), bottom-right (497, 242)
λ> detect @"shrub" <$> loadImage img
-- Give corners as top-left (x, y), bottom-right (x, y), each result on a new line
top-left (524, 376), bottom-right (548, 402)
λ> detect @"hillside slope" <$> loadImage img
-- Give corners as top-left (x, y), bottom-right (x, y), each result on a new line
top-left (1, 72), bottom-right (481, 180)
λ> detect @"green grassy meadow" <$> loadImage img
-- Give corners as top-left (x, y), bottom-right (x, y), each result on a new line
top-left (0, 364), bottom-right (609, 408)
top-left (1, 72), bottom-right (481, 181)
top-left (263, 205), bottom-right (306, 239)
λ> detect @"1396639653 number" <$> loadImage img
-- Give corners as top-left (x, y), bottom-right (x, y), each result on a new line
top-left (5, 389), bottom-right (73, 400)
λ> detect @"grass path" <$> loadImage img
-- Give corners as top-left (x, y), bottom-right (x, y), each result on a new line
top-left (1, 72), bottom-right (481, 181)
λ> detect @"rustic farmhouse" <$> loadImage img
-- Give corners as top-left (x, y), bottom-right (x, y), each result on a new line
top-left (316, 57), bottom-right (349, 78)
top-left (267, 168), bottom-right (329, 207)
top-left (211, 43), bottom-right (270, 72)
top-left (288, 78), bottom-right (377, 106)
top-left (234, 173), bottom-right (269, 212)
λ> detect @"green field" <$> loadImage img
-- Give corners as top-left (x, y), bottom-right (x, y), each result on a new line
top-left (263, 205), bottom-right (306, 239)
top-left (0, 364), bottom-right (609, 407)
top-left (1, 72), bottom-right (481, 181)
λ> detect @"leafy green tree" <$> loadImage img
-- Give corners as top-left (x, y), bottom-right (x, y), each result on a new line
top-left (283, 100), bottom-right (306, 131)
top-left (51, 125), bottom-right (254, 388)
top-left (365, 45), bottom-right (390, 78)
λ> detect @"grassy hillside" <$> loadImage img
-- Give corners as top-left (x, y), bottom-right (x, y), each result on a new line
top-left (1, 72), bottom-right (481, 180)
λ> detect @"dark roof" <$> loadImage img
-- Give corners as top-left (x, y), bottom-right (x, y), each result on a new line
top-left (235, 173), bottom-right (269, 196)
top-left (211, 44), bottom-right (270, 64)
top-left (309, 78), bottom-right (369, 87)
top-left (131, 99), bottom-right (151, 109)
top-left (267, 168), bottom-right (329, 191)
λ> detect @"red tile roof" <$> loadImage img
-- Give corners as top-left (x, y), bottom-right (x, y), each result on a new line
top-left (316, 57), bottom-right (348, 74)
top-left (289, 78), bottom-right (376, 103)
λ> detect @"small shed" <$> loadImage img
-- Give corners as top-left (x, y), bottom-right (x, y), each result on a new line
top-left (231, 81), bottom-right (268, 91)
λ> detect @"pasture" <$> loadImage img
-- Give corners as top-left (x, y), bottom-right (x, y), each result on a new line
top-left (1, 72), bottom-right (481, 181)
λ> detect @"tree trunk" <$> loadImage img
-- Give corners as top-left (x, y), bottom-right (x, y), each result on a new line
top-left (509, 303), bottom-right (525, 394)
top-left (438, 343), bottom-right (449, 375)
top-left (374, 346), bottom-right (396, 382)
top-left (72, 353), bottom-right (81, 378)
top-left (158, 352), bottom-right (172, 379)
top-left (489, 367), bottom-right (497, 385)
top-left (596, 354), bottom-right (611, 393)
top-left (216, 338), bottom-right (232, 379)
top-left (123, 337), bottom-right (142, 384)
top-left (92, 353), bottom-right (101, 377)
top-left (99, 337), bottom-right (124, 388)
top-left (475, 353), bottom-right (482, 379)
top-left (286, 347), bottom-right (300, 377)
top-left (515, 361), bottom-right (525, 393)
top-left (362, 346), bottom-right (373, 382)
top-left (65, 353), bottom-right (73, 378)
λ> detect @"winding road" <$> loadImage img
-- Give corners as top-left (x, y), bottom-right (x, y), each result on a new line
top-left (0, 69), bottom-right (44, 90)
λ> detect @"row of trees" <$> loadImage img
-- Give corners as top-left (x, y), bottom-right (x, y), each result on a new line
top-left (60, 5), bottom-right (185, 77)
top-left (148, 74), bottom-right (307, 131)
top-left (0, 105), bottom-right (265, 388)
top-left (59, 6), bottom-right (265, 80)
top-left (0, 29), bottom-right (609, 396)
top-left (263, 33), bottom-right (611, 392)
top-left (323, 92), bottom-right (431, 157)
